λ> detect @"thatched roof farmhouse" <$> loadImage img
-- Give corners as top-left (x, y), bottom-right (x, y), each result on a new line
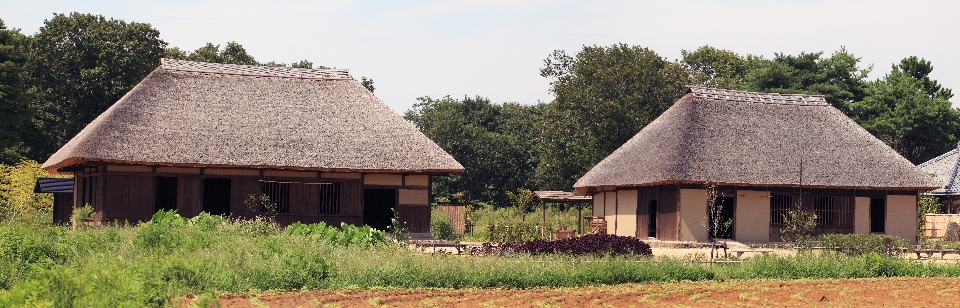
top-left (918, 143), bottom-right (960, 213)
top-left (577, 86), bottom-right (938, 243)
top-left (43, 59), bottom-right (463, 232)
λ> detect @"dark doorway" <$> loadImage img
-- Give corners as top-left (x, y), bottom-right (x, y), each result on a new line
top-left (648, 200), bottom-right (658, 238)
top-left (870, 197), bottom-right (885, 233)
top-left (363, 188), bottom-right (397, 230)
top-left (203, 178), bottom-right (231, 216)
top-left (155, 176), bottom-right (178, 212)
top-left (709, 196), bottom-right (736, 239)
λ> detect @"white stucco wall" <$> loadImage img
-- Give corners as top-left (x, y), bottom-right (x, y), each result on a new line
top-left (592, 192), bottom-right (605, 217)
top-left (854, 197), bottom-right (871, 234)
top-left (734, 190), bottom-right (770, 243)
top-left (605, 191), bottom-right (617, 233)
top-left (886, 195), bottom-right (918, 243)
top-left (616, 190), bottom-right (638, 237)
top-left (679, 189), bottom-right (709, 242)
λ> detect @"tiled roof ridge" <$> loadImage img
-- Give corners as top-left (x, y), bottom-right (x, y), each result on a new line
top-left (686, 86), bottom-right (828, 106)
top-left (160, 58), bottom-right (353, 80)
top-left (918, 147), bottom-right (959, 168)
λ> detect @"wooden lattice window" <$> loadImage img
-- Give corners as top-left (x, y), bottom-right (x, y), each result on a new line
top-left (770, 194), bottom-right (854, 231)
top-left (317, 182), bottom-right (341, 215)
top-left (260, 180), bottom-right (291, 213)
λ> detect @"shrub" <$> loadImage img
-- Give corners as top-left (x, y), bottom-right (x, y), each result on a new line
top-left (430, 208), bottom-right (455, 240)
top-left (817, 233), bottom-right (911, 257)
top-left (471, 234), bottom-right (652, 257)
top-left (0, 160), bottom-right (66, 224)
top-left (484, 222), bottom-right (551, 243)
top-left (284, 221), bottom-right (389, 247)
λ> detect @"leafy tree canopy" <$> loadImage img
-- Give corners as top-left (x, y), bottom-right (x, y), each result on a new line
top-left (24, 13), bottom-right (167, 160)
top-left (681, 45), bottom-right (763, 88)
top-left (741, 48), bottom-right (872, 114)
top-left (850, 57), bottom-right (959, 163)
top-left (0, 19), bottom-right (32, 164)
top-left (405, 96), bottom-right (542, 207)
top-left (536, 44), bottom-right (689, 189)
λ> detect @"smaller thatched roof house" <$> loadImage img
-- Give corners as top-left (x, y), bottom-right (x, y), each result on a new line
top-left (42, 59), bottom-right (462, 233)
top-left (576, 86), bottom-right (938, 243)
top-left (918, 143), bottom-right (960, 212)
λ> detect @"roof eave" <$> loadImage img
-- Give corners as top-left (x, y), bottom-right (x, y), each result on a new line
top-left (46, 157), bottom-right (464, 176)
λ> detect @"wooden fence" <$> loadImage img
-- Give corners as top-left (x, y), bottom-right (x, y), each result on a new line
top-left (924, 214), bottom-right (960, 239)
top-left (438, 204), bottom-right (466, 233)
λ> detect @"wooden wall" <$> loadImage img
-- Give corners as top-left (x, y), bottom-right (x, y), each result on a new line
top-left (71, 167), bottom-right (434, 231)
top-left (102, 175), bottom-right (155, 223)
top-left (397, 205), bottom-right (430, 233)
top-left (177, 177), bottom-right (202, 217)
top-left (658, 188), bottom-right (679, 241)
top-left (52, 193), bottom-right (73, 225)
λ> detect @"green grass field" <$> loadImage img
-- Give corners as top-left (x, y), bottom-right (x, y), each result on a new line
top-left (2, 212), bottom-right (960, 307)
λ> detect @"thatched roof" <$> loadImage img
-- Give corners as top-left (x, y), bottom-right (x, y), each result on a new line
top-left (43, 59), bottom-right (464, 174)
top-left (574, 86), bottom-right (940, 195)
top-left (918, 144), bottom-right (960, 195)
top-left (529, 191), bottom-right (592, 203)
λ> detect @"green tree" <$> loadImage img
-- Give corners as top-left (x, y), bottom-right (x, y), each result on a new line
top-left (23, 13), bottom-right (167, 160)
top-left (360, 76), bottom-right (375, 93)
top-left (165, 42), bottom-right (257, 65)
top-left (0, 19), bottom-right (33, 164)
top-left (536, 44), bottom-right (689, 189)
top-left (849, 57), bottom-right (959, 163)
top-left (681, 45), bottom-right (763, 88)
top-left (741, 48), bottom-right (871, 114)
top-left (405, 96), bottom-right (542, 207)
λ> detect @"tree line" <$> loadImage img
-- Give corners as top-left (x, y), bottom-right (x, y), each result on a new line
top-left (1, 13), bottom-right (956, 209)
top-left (406, 45), bottom-right (958, 208)
top-left (0, 13), bottom-right (375, 164)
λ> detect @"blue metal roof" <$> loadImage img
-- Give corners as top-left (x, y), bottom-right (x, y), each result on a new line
top-left (34, 178), bottom-right (74, 194)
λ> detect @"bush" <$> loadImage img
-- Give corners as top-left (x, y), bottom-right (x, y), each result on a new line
top-left (0, 160), bottom-right (66, 224)
top-left (484, 222), bottom-right (551, 243)
top-left (817, 233), bottom-right (911, 257)
top-left (471, 234), bottom-right (652, 257)
top-left (430, 208), bottom-right (455, 240)
top-left (284, 221), bottom-right (389, 247)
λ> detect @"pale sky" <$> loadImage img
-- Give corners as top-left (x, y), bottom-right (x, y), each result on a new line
top-left (3, 0), bottom-right (959, 112)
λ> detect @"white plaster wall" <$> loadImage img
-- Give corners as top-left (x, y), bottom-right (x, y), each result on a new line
top-left (616, 190), bottom-right (638, 237)
top-left (404, 175), bottom-right (429, 186)
top-left (605, 191), bottom-right (617, 233)
top-left (364, 174), bottom-right (403, 186)
top-left (398, 189), bottom-right (429, 205)
top-left (734, 190), bottom-right (770, 243)
top-left (854, 197), bottom-right (871, 234)
top-left (679, 189), bottom-right (709, 242)
top-left (887, 195), bottom-right (918, 243)
top-left (592, 193), bottom-right (605, 217)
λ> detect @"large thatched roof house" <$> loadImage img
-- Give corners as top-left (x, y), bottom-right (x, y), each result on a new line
top-left (918, 143), bottom-right (960, 213)
top-left (43, 59), bottom-right (463, 232)
top-left (576, 86), bottom-right (938, 243)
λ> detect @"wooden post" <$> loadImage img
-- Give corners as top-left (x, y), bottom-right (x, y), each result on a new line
top-left (577, 203), bottom-right (583, 235)
top-left (542, 201), bottom-right (546, 226)
top-left (883, 237), bottom-right (891, 256)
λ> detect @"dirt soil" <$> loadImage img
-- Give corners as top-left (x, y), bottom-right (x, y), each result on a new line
top-left (208, 277), bottom-right (960, 307)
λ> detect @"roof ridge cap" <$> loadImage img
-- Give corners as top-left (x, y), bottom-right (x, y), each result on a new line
top-left (685, 86), bottom-right (828, 106)
top-left (160, 58), bottom-right (353, 80)
top-left (918, 148), bottom-right (959, 168)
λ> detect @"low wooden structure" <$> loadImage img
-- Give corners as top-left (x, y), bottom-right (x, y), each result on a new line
top-left (918, 143), bottom-right (960, 214)
top-left (922, 214), bottom-right (960, 240)
top-left (575, 87), bottom-right (940, 243)
top-left (529, 191), bottom-right (592, 234)
top-left (34, 178), bottom-right (74, 224)
top-left (437, 203), bottom-right (467, 233)
top-left (41, 59), bottom-right (464, 232)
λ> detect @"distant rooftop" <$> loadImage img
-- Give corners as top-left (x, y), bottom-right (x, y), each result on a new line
top-left (686, 86), bottom-right (828, 106)
top-left (161, 58), bottom-right (353, 80)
